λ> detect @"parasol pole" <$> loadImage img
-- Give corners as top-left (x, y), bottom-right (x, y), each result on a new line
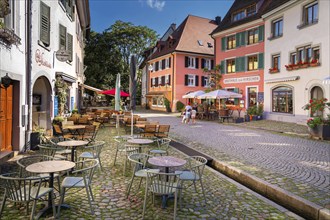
top-left (131, 109), bottom-right (134, 137)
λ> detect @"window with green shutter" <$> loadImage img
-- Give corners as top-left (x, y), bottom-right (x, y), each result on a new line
top-left (258, 25), bottom-right (264, 42)
top-left (240, 31), bottom-right (246, 46)
top-left (220, 60), bottom-right (225, 74)
top-left (258, 53), bottom-right (264, 69)
top-left (236, 33), bottom-right (241, 47)
top-left (234, 88), bottom-right (239, 105)
top-left (59, 24), bottom-right (67, 50)
top-left (67, 33), bottom-right (73, 62)
top-left (221, 37), bottom-right (226, 51)
top-left (40, 2), bottom-right (50, 46)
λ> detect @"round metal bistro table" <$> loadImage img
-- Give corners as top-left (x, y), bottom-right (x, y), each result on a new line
top-left (26, 160), bottom-right (75, 218)
top-left (127, 138), bottom-right (154, 153)
top-left (57, 140), bottom-right (89, 162)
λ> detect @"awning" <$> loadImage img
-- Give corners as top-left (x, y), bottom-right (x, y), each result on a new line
top-left (56, 72), bottom-right (77, 83)
top-left (81, 84), bottom-right (102, 93)
top-left (146, 91), bottom-right (170, 97)
top-left (265, 76), bottom-right (300, 84)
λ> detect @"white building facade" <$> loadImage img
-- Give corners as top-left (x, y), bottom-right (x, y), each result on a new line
top-left (263, 0), bottom-right (329, 124)
top-left (0, 0), bottom-right (27, 156)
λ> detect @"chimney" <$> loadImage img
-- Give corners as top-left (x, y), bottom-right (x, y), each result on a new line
top-left (215, 16), bottom-right (221, 25)
top-left (171, 23), bottom-right (176, 30)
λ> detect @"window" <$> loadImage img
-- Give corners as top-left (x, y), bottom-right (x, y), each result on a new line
top-left (272, 54), bottom-right (280, 70)
top-left (272, 18), bottom-right (283, 38)
top-left (226, 59), bottom-right (235, 73)
top-left (203, 76), bottom-right (209, 87)
top-left (152, 78), bottom-right (155, 86)
top-left (272, 87), bottom-right (293, 114)
top-left (152, 63), bottom-right (155, 72)
top-left (188, 75), bottom-right (195, 86)
top-left (232, 4), bottom-right (256, 22)
top-left (303, 2), bottom-right (318, 25)
top-left (40, 1), bottom-right (50, 46)
top-left (67, 33), bottom-right (73, 62)
top-left (312, 47), bottom-right (319, 61)
top-left (165, 58), bottom-right (170, 68)
top-left (233, 10), bottom-right (246, 22)
top-left (248, 87), bottom-right (257, 107)
top-left (311, 86), bottom-right (323, 117)
top-left (59, 24), bottom-right (67, 50)
top-left (152, 96), bottom-right (165, 107)
top-left (204, 59), bottom-right (211, 70)
top-left (297, 48), bottom-right (304, 63)
top-left (159, 61), bottom-right (162, 71)
top-left (158, 76), bottom-right (162, 86)
top-left (290, 52), bottom-right (297, 64)
top-left (3, 0), bottom-right (15, 30)
top-left (247, 28), bottom-right (258, 45)
top-left (305, 47), bottom-right (312, 62)
top-left (165, 75), bottom-right (170, 84)
top-left (59, 0), bottom-right (74, 19)
top-left (247, 55), bottom-right (258, 71)
top-left (188, 57), bottom-right (195, 68)
top-left (227, 35), bottom-right (236, 49)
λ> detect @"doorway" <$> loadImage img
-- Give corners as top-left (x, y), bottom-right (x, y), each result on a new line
top-left (0, 85), bottom-right (13, 151)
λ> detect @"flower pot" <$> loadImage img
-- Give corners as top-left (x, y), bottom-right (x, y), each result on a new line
top-left (308, 125), bottom-right (330, 140)
top-left (252, 116), bottom-right (258, 121)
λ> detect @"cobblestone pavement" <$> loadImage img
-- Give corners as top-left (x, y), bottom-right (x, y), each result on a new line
top-left (0, 126), bottom-right (300, 219)
top-left (139, 111), bottom-right (330, 209)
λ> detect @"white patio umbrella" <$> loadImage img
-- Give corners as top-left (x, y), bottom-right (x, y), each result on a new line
top-left (115, 73), bottom-right (121, 111)
top-left (197, 89), bottom-right (242, 109)
top-left (182, 90), bottom-right (205, 99)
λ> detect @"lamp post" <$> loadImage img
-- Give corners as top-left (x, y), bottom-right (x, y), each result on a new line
top-left (1, 73), bottom-right (12, 88)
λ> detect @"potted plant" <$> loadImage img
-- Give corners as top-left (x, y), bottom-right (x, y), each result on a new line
top-left (269, 67), bottom-right (279, 73)
top-left (310, 59), bottom-right (320, 67)
top-left (30, 124), bottom-right (45, 150)
top-left (256, 104), bottom-right (264, 120)
top-left (303, 98), bottom-right (330, 140)
top-left (285, 64), bottom-right (293, 71)
top-left (164, 98), bottom-right (171, 113)
top-left (246, 106), bottom-right (257, 121)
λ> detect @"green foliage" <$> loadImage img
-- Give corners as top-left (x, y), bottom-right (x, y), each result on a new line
top-left (203, 64), bottom-right (222, 89)
top-left (247, 106), bottom-right (257, 116)
top-left (84, 21), bottom-right (158, 96)
top-left (176, 101), bottom-right (185, 112)
top-left (52, 115), bottom-right (64, 125)
top-left (164, 98), bottom-right (171, 112)
top-left (55, 76), bottom-right (68, 115)
top-left (256, 104), bottom-right (264, 116)
top-left (71, 109), bottom-right (79, 114)
top-left (304, 98), bottom-right (330, 128)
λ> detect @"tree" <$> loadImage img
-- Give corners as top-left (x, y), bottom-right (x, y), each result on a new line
top-left (203, 64), bottom-right (222, 92)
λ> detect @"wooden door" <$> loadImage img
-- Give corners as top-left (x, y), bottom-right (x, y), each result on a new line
top-left (0, 85), bottom-right (13, 151)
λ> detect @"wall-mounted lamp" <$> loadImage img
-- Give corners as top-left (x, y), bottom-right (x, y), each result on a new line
top-left (148, 64), bottom-right (153, 72)
top-left (1, 73), bottom-right (12, 88)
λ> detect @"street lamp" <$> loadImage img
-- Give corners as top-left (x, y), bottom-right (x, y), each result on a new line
top-left (148, 64), bottom-right (153, 72)
top-left (1, 73), bottom-right (12, 88)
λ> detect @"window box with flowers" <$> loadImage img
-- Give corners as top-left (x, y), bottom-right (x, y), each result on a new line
top-left (309, 59), bottom-right (320, 67)
top-left (269, 67), bottom-right (279, 73)
top-left (301, 61), bottom-right (309, 68)
top-left (303, 98), bottom-right (330, 140)
top-left (285, 64), bottom-right (294, 71)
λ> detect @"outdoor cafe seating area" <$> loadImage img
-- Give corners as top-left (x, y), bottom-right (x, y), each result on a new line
top-left (0, 110), bottom-right (207, 219)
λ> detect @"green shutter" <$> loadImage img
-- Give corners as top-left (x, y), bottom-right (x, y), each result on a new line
top-left (235, 57), bottom-right (240, 72)
top-left (220, 60), bottom-right (225, 74)
top-left (258, 25), bottom-right (264, 42)
top-left (221, 37), bottom-right (226, 51)
top-left (234, 88), bottom-right (239, 105)
top-left (67, 33), bottom-right (73, 62)
top-left (241, 57), bottom-right (246, 71)
top-left (258, 53), bottom-right (264, 69)
top-left (236, 33), bottom-right (240, 47)
top-left (59, 24), bottom-right (67, 50)
top-left (40, 2), bottom-right (50, 46)
top-left (240, 31), bottom-right (246, 46)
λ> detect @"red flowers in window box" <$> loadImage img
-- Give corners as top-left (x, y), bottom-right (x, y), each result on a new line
top-left (269, 67), bottom-right (279, 73)
top-left (310, 59), bottom-right (320, 67)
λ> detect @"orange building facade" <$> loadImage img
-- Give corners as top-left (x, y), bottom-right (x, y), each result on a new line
top-left (146, 15), bottom-right (217, 112)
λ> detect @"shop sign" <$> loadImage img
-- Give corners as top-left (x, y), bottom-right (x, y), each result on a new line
top-left (224, 76), bottom-right (260, 84)
top-left (55, 49), bottom-right (70, 62)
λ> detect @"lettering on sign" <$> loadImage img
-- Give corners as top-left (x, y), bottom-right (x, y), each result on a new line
top-left (35, 49), bottom-right (52, 68)
top-left (224, 76), bottom-right (260, 84)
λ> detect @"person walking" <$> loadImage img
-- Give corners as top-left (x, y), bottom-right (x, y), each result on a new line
top-left (184, 102), bottom-right (192, 124)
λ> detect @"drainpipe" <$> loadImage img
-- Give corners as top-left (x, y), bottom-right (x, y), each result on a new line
top-left (171, 52), bottom-right (175, 112)
top-left (25, 0), bottom-right (32, 151)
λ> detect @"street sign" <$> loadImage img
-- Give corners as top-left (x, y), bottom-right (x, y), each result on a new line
top-left (55, 49), bottom-right (70, 62)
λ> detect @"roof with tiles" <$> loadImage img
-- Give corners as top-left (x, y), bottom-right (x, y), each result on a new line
top-left (149, 15), bottom-right (217, 60)
top-left (211, 0), bottom-right (278, 35)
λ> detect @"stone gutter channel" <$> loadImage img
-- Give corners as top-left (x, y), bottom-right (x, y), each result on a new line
top-left (170, 140), bottom-right (330, 220)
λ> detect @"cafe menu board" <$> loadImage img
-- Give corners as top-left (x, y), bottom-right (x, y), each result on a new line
top-left (257, 92), bottom-right (264, 103)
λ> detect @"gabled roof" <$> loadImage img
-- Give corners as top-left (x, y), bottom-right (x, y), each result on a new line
top-left (211, 0), bottom-right (271, 35)
top-left (150, 15), bottom-right (217, 60)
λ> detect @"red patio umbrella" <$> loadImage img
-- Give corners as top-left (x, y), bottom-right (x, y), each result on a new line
top-left (99, 88), bottom-right (130, 97)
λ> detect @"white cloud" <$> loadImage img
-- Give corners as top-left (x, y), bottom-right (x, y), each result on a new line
top-left (146, 0), bottom-right (165, 11)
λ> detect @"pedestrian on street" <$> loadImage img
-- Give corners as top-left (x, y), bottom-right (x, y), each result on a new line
top-left (183, 102), bottom-right (192, 124)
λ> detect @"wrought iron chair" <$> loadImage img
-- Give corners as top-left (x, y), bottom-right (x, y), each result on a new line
top-left (78, 141), bottom-right (105, 170)
top-left (149, 138), bottom-right (171, 156)
top-left (175, 156), bottom-right (207, 208)
top-left (57, 159), bottom-right (99, 217)
top-left (142, 171), bottom-right (181, 220)
top-left (113, 137), bottom-right (139, 175)
top-left (0, 172), bottom-right (56, 220)
top-left (126, 153), bottom-right (159, 198)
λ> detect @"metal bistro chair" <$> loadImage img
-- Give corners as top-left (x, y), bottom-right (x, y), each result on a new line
top-left (17, 155), bottom-right (62, 194)
top-left (126, 153), bottom-right (159, 199)
top-left (78, 141), bottom-right (105, 170)
top-left (49, 137), bottom-right (72, 160)
top-left (175, 156), bottom-right (207, 208)
top-left (149, 138), bottom-right (171, 156)
top-left (0, 173), bottom-right (56, 220)
top-left (113, 137), bottom-right (139, 172)
top-left (142, 171), bottom-right (181, 220)
top-left (58, 159), bottom-right (99, 217)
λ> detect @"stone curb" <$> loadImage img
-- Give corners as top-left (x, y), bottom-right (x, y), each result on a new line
top-left (171, 139), bottom-right (330, 220)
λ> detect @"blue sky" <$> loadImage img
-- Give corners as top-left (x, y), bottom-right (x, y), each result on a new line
top-left (89, 0), bottom-right (234, 36)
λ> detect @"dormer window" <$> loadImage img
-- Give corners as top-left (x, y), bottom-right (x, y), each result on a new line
top-left (232, 4), bottom-right (256, 22)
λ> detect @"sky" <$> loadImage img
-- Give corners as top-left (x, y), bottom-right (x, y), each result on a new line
top-left (89, 0), bottom-right (234, 36)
